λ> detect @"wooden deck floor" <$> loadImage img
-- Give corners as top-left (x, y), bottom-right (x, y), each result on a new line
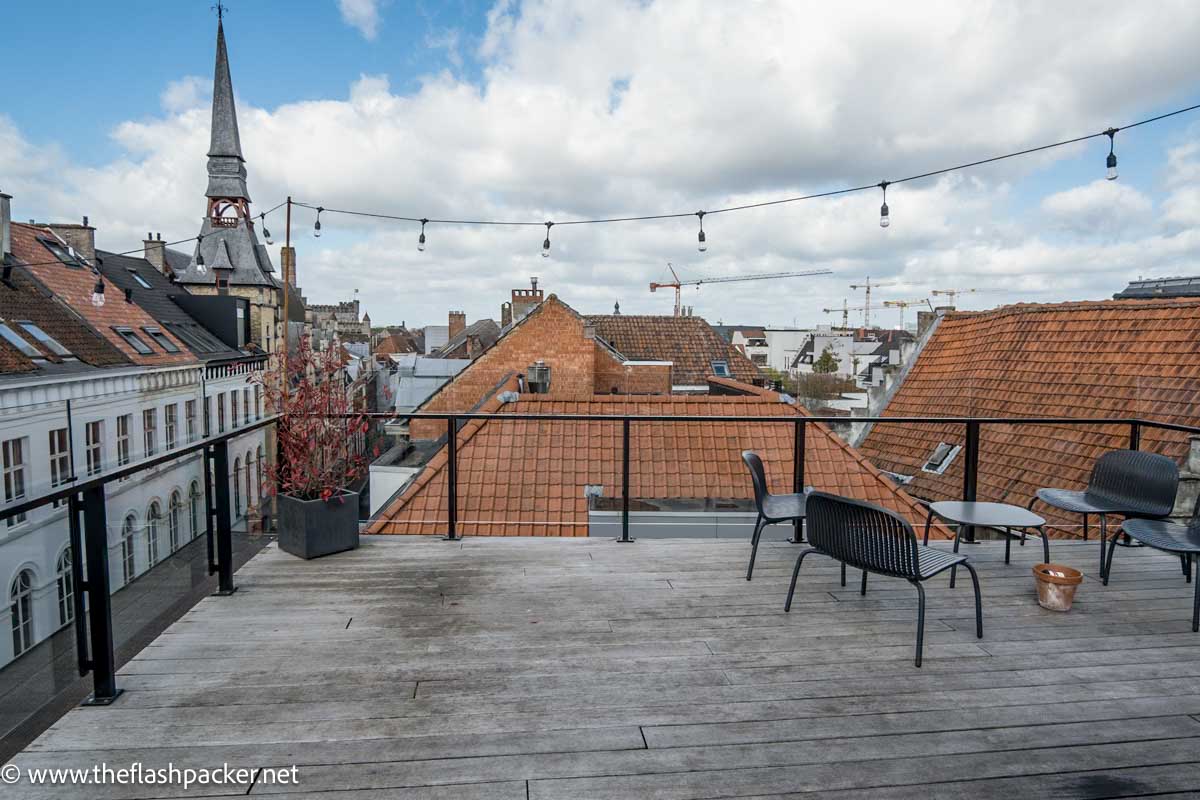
top-left (8, 535), bottom-right (1200, 799)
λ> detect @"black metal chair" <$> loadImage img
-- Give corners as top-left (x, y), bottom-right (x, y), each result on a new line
top-left (785, 491), bottom-right (982, 667)
top-left (1110, 514), bottom-right (1200, 630)
top-left (742, 451), bottom-right (807, 581)
top-left (1029, 450), bottom-right (1179, 581)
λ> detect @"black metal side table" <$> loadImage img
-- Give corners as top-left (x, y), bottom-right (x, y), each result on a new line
top-left (923, 501), bottom-right (1048, 587)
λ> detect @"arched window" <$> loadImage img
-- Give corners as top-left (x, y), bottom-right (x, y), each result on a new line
top-left (10, 569), bottom-right (34, 656)
top-left (121, 514), bottom-right (137, 585)
top-left (233, 457), bottom-right (242, 517)
top-left (245, 449), bottom-right (254, 508)
top-left (56, 549), bottom-right (73, 626)
top-left (146, 502), bottom-right (161, 568)
top-left (188, 482), bottom-right (202, 540)
top-left (168, 491), bottom-right (183, 553)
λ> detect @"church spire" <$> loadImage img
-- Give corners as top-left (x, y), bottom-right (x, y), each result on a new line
top-left (205, 17), bottom-right (250, 200)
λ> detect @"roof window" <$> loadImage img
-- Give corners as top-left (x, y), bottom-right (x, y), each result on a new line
top-left (921, 442), bottom-right (962, 474)
top-left (127, 269), bottom-right (153, 289)
top-left (18, 321), bottom-right (71, 356)
top-left (37, 238), bottom-right (82, 268)
top-left (0, 322), bottom-right (42, 357)
top-left (711, 360), bottom-right (730, 377)
top-left (142, 326), bottom-right (180, 353)
top-left (113, 326), bottom-right (153, 355)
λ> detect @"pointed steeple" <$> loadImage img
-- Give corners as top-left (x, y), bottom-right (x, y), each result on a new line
top-left (205, 19), bottom-right (250, 200)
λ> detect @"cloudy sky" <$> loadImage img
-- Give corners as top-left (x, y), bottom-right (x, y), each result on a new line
top-left (4, 1), bottom-right (1200, 329)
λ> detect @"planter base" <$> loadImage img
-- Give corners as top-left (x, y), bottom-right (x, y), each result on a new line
top-left (1033, 563), bottom-right (1083, 612)
top-left (278, 490), bottom-right (360, 560)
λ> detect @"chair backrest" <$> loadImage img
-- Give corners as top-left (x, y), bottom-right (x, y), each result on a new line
top-left (805, 491), bottom-right (921, 579)
top-left (741, 451), bottom-right (771, 514)
top-left (1086, 449), bottom-right (1179, 517)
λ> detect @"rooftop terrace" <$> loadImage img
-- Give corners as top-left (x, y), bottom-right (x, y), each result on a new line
top-left (9, 534), bottom-right (1200, 798)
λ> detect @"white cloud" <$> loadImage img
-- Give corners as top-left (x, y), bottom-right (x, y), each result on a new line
top-left (160, 76), bottom-right (209, 113)
top-left (7, 1), bottom-right (1200, 326)
top-left (337, 0), bottom-right (382, 41)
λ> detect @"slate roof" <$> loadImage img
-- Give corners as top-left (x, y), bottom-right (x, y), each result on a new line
top-left (95, 250), bottom-right (242, 360)
top-left (368, 380), bottom-right (940, 538)
top-left (858, 299), bottom-right (1200, 530)
top-left (205, 20), bottom-right (249, 199)
top-left (11, 224), bottom-right (192, 367)
top-left (431, 319), bottom-right (501, 358)
top-left (584, 315), bottom-right (762, 387)
top-left (174, 219), bottom-right (276, 288)
top-left (1113, 276), bottom-right (1200, 300)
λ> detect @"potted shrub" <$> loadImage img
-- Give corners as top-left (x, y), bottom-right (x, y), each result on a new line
top-left (255, 335), bottom-right (371, 559)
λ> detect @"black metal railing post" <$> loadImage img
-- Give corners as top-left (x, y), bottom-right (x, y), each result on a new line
top-left (445, 416), bottom-right (458, 540)
top-left (67, 493), bottom-right (89, 677)
top-left (210, 440), bottom-right (237, 595)
top-left (962, 420), bottom-right (981, 543)
top-left (79, 484), bottom-right (122, 705)
top-left (1129, 421), bottom-right (1141, 451)
top-left (792, 419), bottom-right (806, 543)
top-left (619, 418), bottom-right (633, 542)
top-left (203, 445), bottom-right (216, 575)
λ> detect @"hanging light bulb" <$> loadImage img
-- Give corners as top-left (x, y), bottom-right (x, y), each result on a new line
top-left (542, 221), bottom-right (553, 258)
top-left (91, 277), bottom-right (106, 307)
top-left (193, 234), bottom-right (207, 277)
top-left (260, 213), bottom-right (273, 245)
top-left (313, 207), bottom-right (324, 238)
top-left (697, 211), bottom-right (708, 252)
top-left (1105, 127), bottom-right (1119, 181)
top-left (878, 181), bottom-right (890, 228)
top-left (418, 218), bottom-right (427, 252)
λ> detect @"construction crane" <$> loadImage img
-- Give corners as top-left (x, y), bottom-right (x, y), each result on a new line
top-left (882, 298), bottom-right (934, 330)
top-left (821, 301), bottom-right (868, 329)
top-left (848, 278), bottom-right (897, 328)
top-left (650, 264), bottom-right (833, 317)
top-left (931, 288), bottom-right (977, 307)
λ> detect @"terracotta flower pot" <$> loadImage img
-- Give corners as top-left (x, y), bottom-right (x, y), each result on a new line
top-left (1033, 563), bottom-right (1083, 612)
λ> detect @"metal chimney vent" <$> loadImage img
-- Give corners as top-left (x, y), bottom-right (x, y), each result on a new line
top-left (526, 360), bottom-right (551, 394)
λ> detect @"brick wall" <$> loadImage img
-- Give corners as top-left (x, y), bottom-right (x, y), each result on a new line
top-left (592, 349), bottom-right (671, 394)
top-left (411, 297), bottom-right (597, 439)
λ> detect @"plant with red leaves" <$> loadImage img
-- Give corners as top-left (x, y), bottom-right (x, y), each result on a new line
top-left (253, 334), bottom-right (371, 502)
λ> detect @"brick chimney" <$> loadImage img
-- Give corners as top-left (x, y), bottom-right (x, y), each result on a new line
top-left (449, 310), bottom-right (466, 340)
top-left (511, 276), bottom-right (544, 322)
top-left (0, 192), bottom-right (11, 261)
top-left (48, 217), bottom-right (95, 262)
top-left (280, 246), bottom-right (297, 286)
top-left (144, 232), bottom-right (167, 274)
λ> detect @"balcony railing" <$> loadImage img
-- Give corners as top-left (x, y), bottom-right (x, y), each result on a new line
top-left (3, 410), bottom-right (1199, 737)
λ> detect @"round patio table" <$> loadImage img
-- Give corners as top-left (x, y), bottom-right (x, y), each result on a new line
top-left (923, 501), bottom-right (1047, 588)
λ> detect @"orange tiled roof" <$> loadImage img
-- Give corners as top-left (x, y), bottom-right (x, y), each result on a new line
top-left (585, 314), bottom-right (762, 387)
top-left (858, 299), bottom-right (1200, 529)
top-left (12, 224), bottom-right (193, 366)
top-left (368, 382), bottom-right (941, 537)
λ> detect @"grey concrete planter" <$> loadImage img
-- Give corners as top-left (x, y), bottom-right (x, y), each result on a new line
top-left (277, 490), bottom-right (360, 559)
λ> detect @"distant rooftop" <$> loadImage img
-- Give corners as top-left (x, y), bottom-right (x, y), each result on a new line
top-left (1113, 275), bottom-right (1200, 299)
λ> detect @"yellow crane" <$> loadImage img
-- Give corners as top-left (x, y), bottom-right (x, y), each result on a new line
top-left (931, 288), bottom-right (977, 307)
top-left (882, 298), bottom-right (934, 330)
top-left (650, 263), bottom-right (833, 317)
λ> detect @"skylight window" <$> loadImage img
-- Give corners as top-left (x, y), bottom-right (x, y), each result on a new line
top-left (0, 323), bottom-right (41, 357)
top-left (711, 360), bottom-right (730, 377)
top-left (921, 442), bottom-right (962, 474)
top-left (112, 326), bottom-right (153, 355)
top-left (143, 327), bottom-right (180, 353)
top-left (18, 322), bottom-right (71, 357)
top-left (38, 238), bottom-right (81, 268)
top-left (127, 269), bottom-right (153, 289)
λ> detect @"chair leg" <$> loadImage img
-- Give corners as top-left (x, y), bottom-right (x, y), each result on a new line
top-left (1083, 514), bottom-right (1088, 542)
top-left (1103, 526), bottom-right (1118, 586)
top-left (923, 512), bottom-right (933, 546)
top-left (784, 548), bottom-right (815, 612)
top-left (961, 561), bottom-right (983, 639)
top-left (1038, 525), bottom-right (1050, 564)
top-left (1182, 554), bottom-right (1191, 583)
top-left (950, 525), bottom-right (961, 589)
top-left (860, 570), bottom-right (868, 596)
top-left (1193, 560), bottom-right (1199, 633)
top-left (912, 580), bottom-right (926, 668)
top-left (841, 561), bottom-right (847, 587)
top-left (746, 515), bottom-right (766, 581)
top-left (1099, 515), bottom-right (1108, 580)
top-left (1004, 527), bottom-right (1011, 564)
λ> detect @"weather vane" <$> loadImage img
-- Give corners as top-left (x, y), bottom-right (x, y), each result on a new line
top-left (212, 2), bottom-right (228, 20)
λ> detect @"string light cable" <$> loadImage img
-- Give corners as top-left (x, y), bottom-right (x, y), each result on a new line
top-left (287, 100), bottom-right (1199, 248)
